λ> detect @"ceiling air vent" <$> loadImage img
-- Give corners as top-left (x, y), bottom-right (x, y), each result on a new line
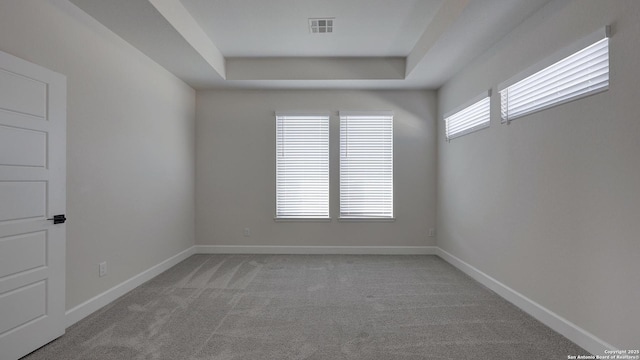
top-left (309, 18), bottom-right (333, 33)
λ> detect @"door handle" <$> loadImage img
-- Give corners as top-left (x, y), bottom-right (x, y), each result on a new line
top-left (47, 214), bottom-right (67, 224)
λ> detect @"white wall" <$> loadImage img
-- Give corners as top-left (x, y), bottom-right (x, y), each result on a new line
top-left (0, 0), bottom-right (196, 310)
top-left (196, 90), bottom-right (436, 248)
top-left (437, 0), bottom-right (640, 349)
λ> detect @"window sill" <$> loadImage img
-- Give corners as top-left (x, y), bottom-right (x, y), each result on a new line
top-left (274, 217), bottom-right (332, 222)
top-left (338, 218), bottom-right (396, 222)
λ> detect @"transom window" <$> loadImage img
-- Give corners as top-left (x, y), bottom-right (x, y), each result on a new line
top-left (500, 29), bottom-right (609, 123)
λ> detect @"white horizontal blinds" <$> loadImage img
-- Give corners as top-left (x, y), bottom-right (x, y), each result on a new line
top-left (501, 37), bottom-right (609, 122)
top-left (275, 114), bottom-right (329, 218)
top-left (445, 96), bottom-right (490, 140)
top-left (340, 112), bottom-right (393, 218)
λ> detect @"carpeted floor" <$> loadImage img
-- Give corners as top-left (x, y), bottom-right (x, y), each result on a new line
top-left (22, 254), bottom-right (586, 359)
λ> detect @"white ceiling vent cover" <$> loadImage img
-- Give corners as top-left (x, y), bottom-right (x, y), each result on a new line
top-left (309, 18), bottom-right (334, 33)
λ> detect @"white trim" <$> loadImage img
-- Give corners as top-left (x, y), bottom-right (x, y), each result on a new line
top-left (338, 218), bottom-right (396, 222)
top-left (195, 245), bottom-right (436, 255)
top-left (274, 217), bottom-right (332, 222)
top-left (65, 246), bottom-right (196, 328)
top-left (498, 26), bottom-right (610, 92)
top-left (436, 247), bottom-right (617, 355)
top-left (275, 111), bottom-right (331, 117)
top-left (339, 110), bottom-right (394, 117)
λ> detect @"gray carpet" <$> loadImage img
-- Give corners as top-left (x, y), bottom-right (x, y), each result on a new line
top-left (23, 254), bottom-right (586, 359)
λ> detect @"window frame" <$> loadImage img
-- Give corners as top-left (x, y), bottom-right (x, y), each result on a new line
top-left (274, 111), bottom-right (331, 221)
top-left (339, 110), bottom-right (394, 221)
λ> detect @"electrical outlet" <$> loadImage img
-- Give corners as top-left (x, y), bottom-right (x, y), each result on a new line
top-left (99, 261), bottom-right (107, 277)
top-left (428, 228), bottom-right (436, 237)
top-left (243, 228), bottom-right (251, 237)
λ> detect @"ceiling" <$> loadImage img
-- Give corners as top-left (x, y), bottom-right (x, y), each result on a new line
top-left (69, 0), bottom-right (553, 90)
top-left (180, 0), bottom-right (444, 57)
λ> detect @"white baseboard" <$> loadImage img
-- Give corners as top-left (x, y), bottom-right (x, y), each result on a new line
top-left (65, 246), bottom-right (196, 328)
top-left (195, 245), bottom-right (437, 255)
top-left (435, 247), bottom-right (616, 355)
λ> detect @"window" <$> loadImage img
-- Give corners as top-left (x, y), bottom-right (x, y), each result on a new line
top-left (444, 92), bottom-right (491, 140)
top-left (340, 111), bottom-right (393, 219)
top-left (275, 113), bottom-right (329, 219)
top-left (500, 28), bottom-right (610, 123)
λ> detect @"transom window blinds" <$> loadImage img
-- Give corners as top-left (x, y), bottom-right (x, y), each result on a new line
top-left (500, 33), bottom-right (609, 123)
top-left (275, 113), bottom-right (329, 219)
top-left (340, 111), bottom-right (393, 219)
top-left (445, 94), bottom-right (490, 140)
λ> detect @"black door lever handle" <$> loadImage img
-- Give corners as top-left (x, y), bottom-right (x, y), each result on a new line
top-left (47, 214), bottom-right (67, 224)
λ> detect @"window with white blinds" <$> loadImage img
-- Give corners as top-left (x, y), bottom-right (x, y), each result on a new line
top-left (275, 113), bottom-right (329, 219)
top-left (500, 32), bottom-right (609, 123)
top-left (340, 111), bottom-right (393, 219)
top-left (444, 93), bottom-right (490, 140)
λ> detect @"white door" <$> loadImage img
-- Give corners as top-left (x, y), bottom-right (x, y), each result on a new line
top-left (0, 50), bottom-right (66, 360)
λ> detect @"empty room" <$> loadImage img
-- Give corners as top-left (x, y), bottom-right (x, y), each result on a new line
top-left (0, 0), bottom-right (638, 359)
